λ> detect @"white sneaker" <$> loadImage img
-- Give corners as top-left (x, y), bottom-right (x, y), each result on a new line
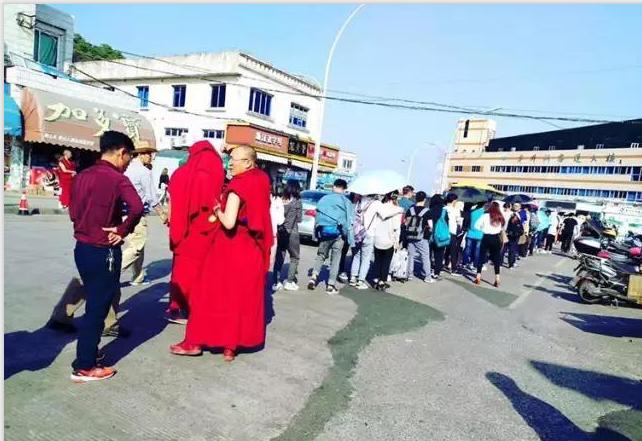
top-left (326, 285), bottom-right (339, 295)
top-left (283, 281), bottom-right (299, 291)
top-left (355, 281), bottom-right (370, 290)
top-left (349, 278), bottom-right (358, 286)
top-left (272, 282), bottom-right (283, 291)
top-left (424, 277), bottom-right (434, 284)
top-left (338, 273), bottom-right (349, 283)
top-left (482, 265), bottom-right (487, 272)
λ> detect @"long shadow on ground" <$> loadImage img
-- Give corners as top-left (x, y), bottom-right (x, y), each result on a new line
top-left (560, 312), bottom-right (642, 339)
top-left (272, 285), bottom-right (444, 441)
top-left (445, 277), bottom-right (518, 308)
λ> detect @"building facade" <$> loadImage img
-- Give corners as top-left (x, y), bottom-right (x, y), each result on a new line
top-left (4, 4), bottom-right (74, 72)
top-left (72, 51), bottom-right (354, 187)
top-left (446, 119), bottom-right (642, 204)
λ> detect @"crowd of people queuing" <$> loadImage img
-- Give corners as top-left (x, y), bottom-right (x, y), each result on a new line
top-left (48, 129), bottom-right (584, 383)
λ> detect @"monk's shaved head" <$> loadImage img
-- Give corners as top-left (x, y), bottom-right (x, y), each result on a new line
top-left (232, 146), bottom-right (257, 164)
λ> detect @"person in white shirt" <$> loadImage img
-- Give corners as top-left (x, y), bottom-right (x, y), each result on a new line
top-left (473, 201), bottom-right (506, 287)
top-left (372, 192), bottom-right (404, 291)
top-left (544, 210), bottom-right (559, 253)
top-left (349, 194), bottom-right (383, 290)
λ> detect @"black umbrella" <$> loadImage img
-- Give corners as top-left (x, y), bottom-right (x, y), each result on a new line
top-left (447, 187), bottom-right (494, 204)
top-left (503, 193), bottom-right (533, 204)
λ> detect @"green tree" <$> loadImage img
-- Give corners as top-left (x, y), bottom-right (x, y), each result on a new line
top-left (72, 34), bottom-right (124, 63)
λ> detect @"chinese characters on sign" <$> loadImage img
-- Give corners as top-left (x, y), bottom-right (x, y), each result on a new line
top-left (43, 102), bottom-right (144, 144)
top-left (255, 131), bottom-right (283, 147)
top-left (288, 138), bottom-right (308, 157)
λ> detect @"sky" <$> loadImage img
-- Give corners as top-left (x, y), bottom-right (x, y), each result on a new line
top-left (54, 3), bottom-right (642, 191)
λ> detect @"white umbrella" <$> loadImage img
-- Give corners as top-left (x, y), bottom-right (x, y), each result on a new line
top-left (349, 169), bottom-right (407, 195)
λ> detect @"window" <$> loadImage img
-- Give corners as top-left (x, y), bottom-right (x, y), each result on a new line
top-left (137, 86), bottom-right (149, 108)
top-left (210, 84), bottom-right (226, 108)
top-left (202, 129), bottom-right (224, 139)
top-left (548, 145), bottom-right (556, 151)
top-left (596, 143), bottom-right (604, 149)
top-left (289, 103), bottom-right (309, 129)
top-left (533, 146), bottom-right (540, 151)
top-left (463, 120), bottom-right (470, 138)
top-left (342, 159), bottom-right (353, 170)
top-left (632, 142), bottom-right (640, 149)
top-left (165, 128), bottom-right (188, 137)
top-left (632, 167), bottom-right (642, 182)
top-left (472, 165), bottom-right (482, 172)
top-left (34, 29), bottom-right (58, 67)
top-left (248, 88), bottom-right (273, 117)
top-left (452, 165), bottom-right (463, 172)
top-left (172, 85), bottom-right (186, 108)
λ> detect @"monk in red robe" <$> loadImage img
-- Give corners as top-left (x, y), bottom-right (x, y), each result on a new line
top-left (170, 146), bottom-right (273, 361)
top-left (58, 149), bottom-right (76, 209)
top-left (165, 140), bottom-right (224, 324)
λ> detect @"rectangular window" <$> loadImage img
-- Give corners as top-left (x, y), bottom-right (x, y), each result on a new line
top-left (34, 29), bottom-right (58, 67)
top-left (632, 142), bottom-right (640, 149)
top-left (173, 85), bottom-right (186, 108)
top-left (202, 129), bottom-right (224, 139)
top-left (548, 145), bottom-right (556, 151)
top-left (248, 88), bottom-right (273, 117)
top-left (210, 84), bottom-right (226, 108)
top-left (165, 128), bottom-right (188, 137)
top-left (463, 120), bottom-right (470, 138)
top-left (137, 86), bottom-right (149, 108)
top-left (343, 159), bottom-right (353, 169)
top-left (472, 165), bottom-right (481, 172)
top-left (452, 165), bottom-right (463, 172)
top-left (533, 146), bottom-right (540, 151)
top-left (596, 143), bottom-right (604, 149)
top-left (289, 102), bottom-right (309, 129)
top-left (632, 167), bottom-right (641, 182)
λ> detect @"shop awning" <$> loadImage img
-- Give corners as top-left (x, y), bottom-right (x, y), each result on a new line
top-left (4, 84), bottom-right (22, 137)
top-left (257, 151), bottom-right (288, 165)
top-left (20, 87), bottom-right (156, 151)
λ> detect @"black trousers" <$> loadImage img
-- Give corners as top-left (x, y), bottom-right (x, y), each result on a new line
top-left (545, 234), bottom-right (556, 251)
top-left (338, 240), bottom-right (350, 274)
top-left (477, 233), bottom-right (502, 275)
top-left (507, 239), bottom-right (520, 268)
top-left (560, 234), bottom-right (573, 253)
top-left (373, 247), bottom-right (394, 282)
top-left (73, 242), bottom-right (122, 370)
top-left (273, 230), bottom-right (301, 283)
top-left (432, 245), bottom-right (446, 276)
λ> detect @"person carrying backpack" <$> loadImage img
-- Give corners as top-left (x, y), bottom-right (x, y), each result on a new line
top-left (527, 205), bottom-right (540, 256)
top-left (308, 179), bottom-right (355, 295)
top-left (462, 201), bottom-right (485, 270)
top-left (428, 194), bottom-right (451, 281)
top-left (506, 207), bottom-right (525, 269)
top-left (349, 194), bottom-right (383, 290)
top-left (404, 191), bottom-right (433, 283)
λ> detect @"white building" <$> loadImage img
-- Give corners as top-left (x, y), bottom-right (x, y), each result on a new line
top-left (72, 52), bottom-right (324, 153)
top-left (4, 4), bottom-right (74, 72)
top-left (337, 150), bottom-right (358, 176)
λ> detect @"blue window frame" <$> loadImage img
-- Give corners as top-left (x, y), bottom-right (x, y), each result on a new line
top-left (632, 167), bottom-right (641, 181)
top-left (137, 86), bottom-right (149, 108)
top-left (289, 102), bottom-right (308, 129)
top-left (210, 84), bottom-right (226, 108)
top-left (248, 88), bottom-right (272, 116)
top-left (173, 85), bottom-right (186, 108)
top-left (203, 129), bottom-right (224, 139)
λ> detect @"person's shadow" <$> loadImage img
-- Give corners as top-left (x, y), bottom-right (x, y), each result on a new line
top-left (100, 282), bottom-right (170, 366)
top-left (5, 325), bottom-right (77, 380)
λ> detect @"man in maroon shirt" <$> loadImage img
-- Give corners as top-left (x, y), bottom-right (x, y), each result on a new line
top-left (69, 131), bottom-right (144, 382)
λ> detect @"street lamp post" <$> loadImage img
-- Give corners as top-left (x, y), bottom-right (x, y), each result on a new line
top-left (406, 142), bottom-right (437, 183)
top-left (309, 4), bottom-right (366, 190)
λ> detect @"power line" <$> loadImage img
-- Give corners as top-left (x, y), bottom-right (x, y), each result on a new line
top-left (70, 54), bottom-right (634, 125)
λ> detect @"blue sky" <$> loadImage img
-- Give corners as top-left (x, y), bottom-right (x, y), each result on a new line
top-left (55, 3), bottom-right (641, 191)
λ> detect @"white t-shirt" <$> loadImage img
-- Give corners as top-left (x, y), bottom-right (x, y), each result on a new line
top-left (445, 205), bottom-right (461, 235)
top-left (270, 196), bottom-right (285, 237)
top-left (474, 213), bottom-right (504, 235)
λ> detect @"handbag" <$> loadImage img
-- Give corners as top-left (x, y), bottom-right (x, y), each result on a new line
top-left (500, 230), bottom-right (509, 245)
top-left (518, 233), bottom-right (527, 245)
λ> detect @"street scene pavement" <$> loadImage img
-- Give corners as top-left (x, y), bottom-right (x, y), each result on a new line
top-left (4, 214), bottom-right (642, 441)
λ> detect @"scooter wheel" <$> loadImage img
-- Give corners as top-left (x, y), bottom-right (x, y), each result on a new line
top-left (577, 279), bottom-right (603, 304)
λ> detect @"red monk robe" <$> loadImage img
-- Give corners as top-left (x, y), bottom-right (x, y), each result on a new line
top-left (166, 141), bottom-right (224, 320)
top-left (58, 156), bottom-right (76, 208)
top-left (179, 167), bottom-right (273, 356)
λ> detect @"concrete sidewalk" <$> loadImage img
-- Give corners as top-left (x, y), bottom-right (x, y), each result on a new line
top-left (4, 215), bottom-right (641, 441)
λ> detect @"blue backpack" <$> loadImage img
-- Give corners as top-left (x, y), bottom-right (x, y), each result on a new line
top-left (433, 208), bottom-right (451, 248)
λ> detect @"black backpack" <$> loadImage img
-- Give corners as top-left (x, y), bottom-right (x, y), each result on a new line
top-left (405, 206), bottom-right (429, 241)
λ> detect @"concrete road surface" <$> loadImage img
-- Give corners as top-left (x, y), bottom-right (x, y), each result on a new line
top-left (4, 215), bottom-right (641, 441)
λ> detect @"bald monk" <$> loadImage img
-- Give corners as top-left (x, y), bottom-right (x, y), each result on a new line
top-left (170, 146), bottom-right (273, 361)
top-left (165, 140), bottom-right (225, 324)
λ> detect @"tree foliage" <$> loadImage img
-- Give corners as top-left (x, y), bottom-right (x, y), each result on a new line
top-left (72, 34), bottom-right (124, 63)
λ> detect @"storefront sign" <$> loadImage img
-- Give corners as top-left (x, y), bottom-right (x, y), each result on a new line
top-left (288, 138), bottom-right (308, 157)
top-left (307, 144), bottom-right (339, 166)
top-left (21, 88), bottom-right (155, 151)
top-left (225, 124), bottom-right (288, 156)
top-left (255, 131), bottom-right (283, 147)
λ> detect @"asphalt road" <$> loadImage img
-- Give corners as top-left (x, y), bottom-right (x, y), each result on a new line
top-left (4, 215), bottom-right (642, 441)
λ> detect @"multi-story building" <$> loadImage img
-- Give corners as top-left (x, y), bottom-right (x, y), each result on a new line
top-left (72, 52), bottom-right (349, 186)
top-left (446, 118), bottom-right (642, 205)
top-left (4, 4), bottom-right (74, 72)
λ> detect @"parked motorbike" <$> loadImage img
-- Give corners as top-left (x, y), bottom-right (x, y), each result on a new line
top-left (573, 254), bottom-right (642, 305)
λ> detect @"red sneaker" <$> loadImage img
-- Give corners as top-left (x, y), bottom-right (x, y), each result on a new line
top-left (223, 348), bottom-right (235, 362)
top-left (169, 341), bottom-right (202, 356)
top-left (70, 366), bottom-right (116, 383)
